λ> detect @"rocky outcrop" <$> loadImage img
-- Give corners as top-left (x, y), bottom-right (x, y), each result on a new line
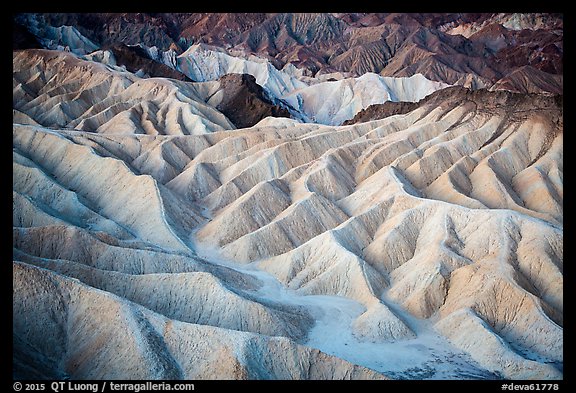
top-left (107, 43), bottom-right (191, 81)
top-left (344, 85), bottom-right (563, 125)
top-left (343, 101), bottom-right (420, 125)
top-left (214, 73), bottom-right (291, 128)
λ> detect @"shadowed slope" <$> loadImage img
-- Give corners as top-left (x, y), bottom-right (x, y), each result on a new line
top-left (13, 48), bottom-right (562, 380)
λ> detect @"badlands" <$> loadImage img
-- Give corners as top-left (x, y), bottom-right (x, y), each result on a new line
top-left (13, 13), bottom-right (562, 381)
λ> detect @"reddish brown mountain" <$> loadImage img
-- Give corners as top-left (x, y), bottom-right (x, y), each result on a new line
top-left (13, 12), bottom-right (563, 95)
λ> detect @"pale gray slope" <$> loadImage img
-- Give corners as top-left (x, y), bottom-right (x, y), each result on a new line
top-left (13, 52), bottom-right (562, 380)
top-left (13, 49), bottom-right (235, 134)
top-left (13, 261), bottom-right (387, 380)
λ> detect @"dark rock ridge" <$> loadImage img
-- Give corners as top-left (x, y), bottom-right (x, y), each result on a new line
top-left (215, 73), bottom-right (291, 129)
top-left (345, 85), bottom-right (563, 125)
top-left (343, 101), bottom-right (420, 125)
top-left (107, 44), bottom-right (191, 81)
top-left (12, 18), bottom-right (42, 50)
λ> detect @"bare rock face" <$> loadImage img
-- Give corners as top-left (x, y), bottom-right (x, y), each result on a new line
top-left (343, 101), bottom-right (420, 125)
top-left (214, 73), bottom-right (291, 129)
top-left (107, 43), bottom-right (192, 81)
top-left (344, 85), bottom-right (563, 125)
top-left (13, 12), bottom-right (562, 94)
top-left (12, 13), bottom-right (562, 381)
top-left (489, 66), bottom-right (563, 95)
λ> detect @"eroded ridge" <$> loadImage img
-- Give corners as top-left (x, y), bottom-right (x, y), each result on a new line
top-left (13, 49), bottom-right (562, 380)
